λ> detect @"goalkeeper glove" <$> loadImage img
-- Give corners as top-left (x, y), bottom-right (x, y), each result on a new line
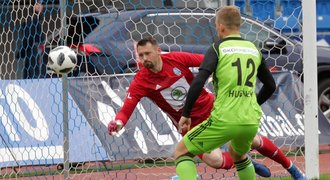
top-left (108, 120), bottom-right (123, 135)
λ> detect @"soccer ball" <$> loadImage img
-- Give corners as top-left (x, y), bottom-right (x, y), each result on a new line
top-left (47, 46), bottom-right (77, 75)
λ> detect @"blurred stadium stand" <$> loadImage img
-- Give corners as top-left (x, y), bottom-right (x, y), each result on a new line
top-left (234, 0), bottom-right (246, 14)
top-left (235, 0), bottom-right (330, 33)
top-left (280, 0), bottom-right (301, 17)
top-left (317, 15), bottom-right (330, 32)
top-left (316, 0), bottom-right (330, 32)
top-left (274, 16), bottom-right (301, 32)
top-left (250, 0), bottom-right (276, 20)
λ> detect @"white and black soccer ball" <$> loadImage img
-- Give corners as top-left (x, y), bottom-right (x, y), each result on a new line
top-left (47, 46), bottom-right (77, 75)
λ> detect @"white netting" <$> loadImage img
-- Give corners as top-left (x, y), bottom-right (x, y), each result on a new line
top-left (1, 0), bottom-right (328, 179)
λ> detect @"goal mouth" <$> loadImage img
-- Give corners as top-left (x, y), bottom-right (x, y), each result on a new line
top-left (1, 1), bottom-right (328, 179)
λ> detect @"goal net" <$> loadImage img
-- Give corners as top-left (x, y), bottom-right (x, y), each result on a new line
top-left (0, 0), bottom-right (326, 179)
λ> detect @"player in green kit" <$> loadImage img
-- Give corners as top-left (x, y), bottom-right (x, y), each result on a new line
top-left (174, 6), bottom-right (277, 180)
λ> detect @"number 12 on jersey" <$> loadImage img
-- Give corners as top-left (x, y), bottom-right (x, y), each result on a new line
top-left (231, 58), bottom-right (256, 87)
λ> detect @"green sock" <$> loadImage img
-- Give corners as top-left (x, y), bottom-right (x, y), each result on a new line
top-left (235, 157), bottom-right (256, 180)
top-left (175, 156), bottom-right (197, 180)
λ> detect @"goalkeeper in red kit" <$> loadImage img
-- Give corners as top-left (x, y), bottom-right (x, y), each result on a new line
top-left (108, 37), bottom-right (304, 179)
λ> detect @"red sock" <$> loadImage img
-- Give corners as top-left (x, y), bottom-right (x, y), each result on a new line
top-left (197, 154), bottom-right (203, 160)
top-left (220, 152), bottom-right (234, 169)
top-left (197, 152), bottom-right (234, 170)
top-left (256, 136), bottom-right (291, 169)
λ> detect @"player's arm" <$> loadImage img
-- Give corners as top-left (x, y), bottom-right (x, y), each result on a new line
top-left (108, 81), bottom-right (144, 135)
top-left (256, 58), bottom-right (276, 105)
top-left (181, 43), bottom-right (218, 118)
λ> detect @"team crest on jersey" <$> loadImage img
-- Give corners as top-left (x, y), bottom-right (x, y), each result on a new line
top-left (171, 86), bottom-right (187, 101)
top-left (173, 67), bottom-right (181, 76)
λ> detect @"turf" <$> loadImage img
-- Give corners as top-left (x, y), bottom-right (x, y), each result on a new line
top-left (1, 149), bottom-right (329, 179)
top-left (261, 174), bottom-right (330, 180)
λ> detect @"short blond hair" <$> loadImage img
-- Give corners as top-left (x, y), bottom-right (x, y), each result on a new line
top-left (216, 6), bottom-right (241, 31)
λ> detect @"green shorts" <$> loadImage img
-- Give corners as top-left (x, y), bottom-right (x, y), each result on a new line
top-left (183, 117), bottom-right (259, 156)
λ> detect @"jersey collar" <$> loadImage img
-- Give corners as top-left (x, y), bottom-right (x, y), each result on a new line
top-left (224, 34), bottom-right (241, 38)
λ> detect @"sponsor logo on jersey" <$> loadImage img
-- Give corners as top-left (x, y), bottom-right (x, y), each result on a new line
top-left (171, 86), bottom-right (187, 101)
top-left (173, 67), bottom-right (181, 76)
top-left (221, 47), bottom-right (259, 57)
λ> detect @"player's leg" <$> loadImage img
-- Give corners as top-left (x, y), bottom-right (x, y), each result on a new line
top-left (230, 125), bottom-right (259, 180)
top-left (200, 149), bottom-right (271, 177)
top-left (252, 135), bottom-right (306, 179)
top-left (174, 140), bottom-right (197, 180)
top-left (229, 146), bottom-right (255, 180)
top-left (174, 118), bottom-right (228, 180)
top-left (198, 149), bottom-right (234, 169)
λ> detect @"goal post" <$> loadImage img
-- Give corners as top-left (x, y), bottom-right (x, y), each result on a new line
top-left (301, 0), bottom-right (319, 179)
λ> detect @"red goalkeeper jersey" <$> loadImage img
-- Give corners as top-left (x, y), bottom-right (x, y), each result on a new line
top-left (115, 52), bottom-right (214, 131)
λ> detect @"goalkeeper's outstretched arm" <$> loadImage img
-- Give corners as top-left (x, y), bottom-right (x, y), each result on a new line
top-left (108, 81), bottom-right (143, 135)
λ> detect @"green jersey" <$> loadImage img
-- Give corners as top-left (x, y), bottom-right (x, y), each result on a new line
top-left (211, 35), bottom-right (262, 125)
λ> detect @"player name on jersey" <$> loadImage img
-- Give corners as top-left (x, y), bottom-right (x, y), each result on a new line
top-left (228, 89), bottom-right (254, 97)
